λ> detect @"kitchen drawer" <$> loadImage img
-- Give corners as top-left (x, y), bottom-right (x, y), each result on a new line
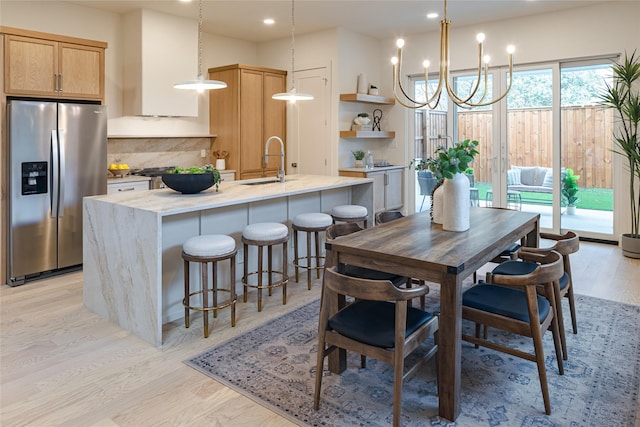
top-left (219, 171), bottom-right (235, 182)
top-left (107, 181), bottom-right (149, 194)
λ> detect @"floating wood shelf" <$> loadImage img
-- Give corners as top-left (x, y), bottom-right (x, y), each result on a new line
top-left (339, 131), bottom-right (396, 139)
top-left (339, 93), bottom-right (395, 105)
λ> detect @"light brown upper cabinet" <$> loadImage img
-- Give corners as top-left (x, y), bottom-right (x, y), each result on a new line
top-left (209, 64), bottom-right (286, 180)
top-left (2, 27), bottom-right (106, 101)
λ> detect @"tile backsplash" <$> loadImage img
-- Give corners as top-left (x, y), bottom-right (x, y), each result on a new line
top-left (107, 137), bottom-right (213, 169)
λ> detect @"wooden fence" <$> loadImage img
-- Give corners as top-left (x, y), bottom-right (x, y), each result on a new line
top-left (425, 106), bottom-right (614, 188)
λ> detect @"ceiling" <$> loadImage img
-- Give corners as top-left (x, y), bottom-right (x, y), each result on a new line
top-left (65, 0), bottom-right (611, 43)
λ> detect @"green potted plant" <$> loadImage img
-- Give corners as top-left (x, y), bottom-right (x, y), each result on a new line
top-left (352, 149), bottom-right (366, 167)
top-left (598, 50), bottom-right (640, 258)
top-left (562, 168), bottom-right (580, 215)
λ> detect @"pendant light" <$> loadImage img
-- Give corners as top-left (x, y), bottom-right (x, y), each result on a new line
top-left (272, 0), bottom-right (313, 103)
top-left (174, 0), bottom-right (227, 93)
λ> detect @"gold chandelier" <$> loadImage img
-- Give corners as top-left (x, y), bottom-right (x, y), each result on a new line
top-left (391, 0), bottom-right (515, 110)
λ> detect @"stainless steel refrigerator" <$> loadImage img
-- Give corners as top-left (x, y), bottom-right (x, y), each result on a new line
top-left (7, 100), bottom-right (107, 285)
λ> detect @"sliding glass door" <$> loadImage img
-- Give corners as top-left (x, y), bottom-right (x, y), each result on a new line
top-left (410, 57), bottom-right (615, 240)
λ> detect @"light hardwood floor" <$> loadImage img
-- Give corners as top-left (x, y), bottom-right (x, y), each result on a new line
top-left (1, 240), bottom-right (639, 426)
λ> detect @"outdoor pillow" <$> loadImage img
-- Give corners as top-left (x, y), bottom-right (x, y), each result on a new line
top-left (542, 170), bottom-right (554, 188)
top-left (512, 166), bottom-right (538, 186)
top-left (507, 169), bottom-right (522, 186)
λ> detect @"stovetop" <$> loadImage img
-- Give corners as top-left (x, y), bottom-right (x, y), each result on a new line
top-left (131, 166), bottom-right (175, 177)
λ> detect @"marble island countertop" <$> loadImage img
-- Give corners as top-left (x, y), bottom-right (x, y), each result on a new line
top-left (89, 174), bottom-right (373, 216)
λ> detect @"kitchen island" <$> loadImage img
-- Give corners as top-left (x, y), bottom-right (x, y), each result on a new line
top-left (83, 174), bottom-right (373, 346)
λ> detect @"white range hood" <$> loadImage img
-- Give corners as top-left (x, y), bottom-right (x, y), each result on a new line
top-left (123, 9), bottom-right (199, 117)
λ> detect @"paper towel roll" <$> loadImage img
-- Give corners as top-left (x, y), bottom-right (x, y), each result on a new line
top-left (357, 73), bottom-right (368, 94)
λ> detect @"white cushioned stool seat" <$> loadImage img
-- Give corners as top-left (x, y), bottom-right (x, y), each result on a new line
top-left (293, 213), bottom-right (333, 228)
top-left (182, 234), bottom-right (237, 338)
top-left (242, 222), bottom-right (289, 312)
top-left (243, 222), bottom-right (289, 242)
top-left (183, 235), bottom-right (236, 257)
top-left (331, 205), bottom-right (367, 219)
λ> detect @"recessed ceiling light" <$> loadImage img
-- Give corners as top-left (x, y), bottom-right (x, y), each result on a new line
top-left (264, 18), bottom-right (275, 25)
top-left (179, 0), bottom-right (192, 3)
top-left (427, 12), bottom-right (438, 19)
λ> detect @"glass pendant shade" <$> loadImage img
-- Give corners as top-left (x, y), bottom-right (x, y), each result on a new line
top-left (272, 0), bottom-right (313, 102)
top-left (174, 74), bottom-right (227, 93)
top-left (173, 0), bottom-right (226, 92)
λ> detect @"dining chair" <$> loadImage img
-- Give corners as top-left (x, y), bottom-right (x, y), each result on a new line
top-left (314, 267), bottom-right (438, 427)
top-left (375, 210), bottom-right (427, 309)
top-left (461, 249), bottom-right (565, 415)
top-left (325, 223), bottom-right (407, 287)
top-left (495, 231), bottom-right (579, 360)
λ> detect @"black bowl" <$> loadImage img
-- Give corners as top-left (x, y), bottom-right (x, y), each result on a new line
top-left (162, 173), bottom-right (216, 194)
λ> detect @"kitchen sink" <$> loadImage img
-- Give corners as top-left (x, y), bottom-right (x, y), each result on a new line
top-left (237, 177), bottom-right (297, 185)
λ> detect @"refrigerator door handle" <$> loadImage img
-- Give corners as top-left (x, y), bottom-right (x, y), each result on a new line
top-left (58, 129), bottom-right (65, 218)
top-left (51, 130), bottom-right (60, 218)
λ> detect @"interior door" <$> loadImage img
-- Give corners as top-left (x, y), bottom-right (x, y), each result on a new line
top-left (291, 67), bottom-right (329, 175)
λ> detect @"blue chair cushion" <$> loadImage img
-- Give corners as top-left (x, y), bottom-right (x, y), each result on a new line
top-left (328, 300), bottom-right (434, 349)
top-left (499, 243), bottom-right (521, 257)
top-left (463, 284), bottom-right (550, 323)
top-left (493, 260), bottom-right (568, 290)
top-left (341, 265), bottom-right (407, 287)
top-left (492, 260), bottom-right (538, 276)
top-left (559, 271), bottom-right (569, 290)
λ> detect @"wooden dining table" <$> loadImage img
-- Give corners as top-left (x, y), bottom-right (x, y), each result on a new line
top-left (325, 208), bottom-right (540, 421)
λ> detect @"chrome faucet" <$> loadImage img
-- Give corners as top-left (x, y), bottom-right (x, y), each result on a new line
top-left (264, 136), bottom-right (285, 183)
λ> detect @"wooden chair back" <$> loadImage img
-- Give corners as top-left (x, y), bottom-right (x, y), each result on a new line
top-left (375, 210), bottom-right (404, 225)
top-left (323, 266), bottom-right (429, 303)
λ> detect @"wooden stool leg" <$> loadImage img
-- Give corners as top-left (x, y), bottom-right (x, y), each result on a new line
top-left (212, 261), bottom-right (218, 319)
top-left (315, 231), bottom-right (322, 279)
top-left (184, 259), bottom-right (190, 329)
top-left (282, 241), bottom-right (288, 305)
top-left (243, 243), bottom-right (249, 303)
top-left (294, 229), bottom-right (299, 282)
top-left (306, 230), bottom-right (312, 290)
top-left (268, 245), bottom-right (273, 296)
top-left (230, 254), bottom-right (236, 327)
top-left (202, 261), bottom-right (209, 338)
top-left (258, 245), bottom-right (264, 312)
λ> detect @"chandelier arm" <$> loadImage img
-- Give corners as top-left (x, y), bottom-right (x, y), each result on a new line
top-left (393, 49), bottom-right (429, 107)
top-left (392, 66), bottom-right (428, 109)
top-left (458, 59), bottom-right (514, 107)
top-left (395, 49), bottom-right (425, 105)
top-left (445, 38), bottom-right (486, 105)
top-left (422, 69), bottom-right (444, 109)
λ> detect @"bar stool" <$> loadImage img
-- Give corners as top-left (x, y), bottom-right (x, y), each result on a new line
top-left (182, 234), bottom-right (237, 338)
top-left (292, 212), bottom-right (333, 290)
top-left (330, 204), bottom-right (368, 228)
top-left (242, 222), bottom-right (289, 312)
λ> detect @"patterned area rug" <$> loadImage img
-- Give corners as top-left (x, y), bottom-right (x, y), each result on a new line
top-left (185, 288), bottom-right (640, 426)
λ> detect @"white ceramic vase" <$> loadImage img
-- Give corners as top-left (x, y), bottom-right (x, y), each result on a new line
top-left (432, 184), bottom-right (444, 224)
top-left (443, 172), bottom-right (470, 232)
